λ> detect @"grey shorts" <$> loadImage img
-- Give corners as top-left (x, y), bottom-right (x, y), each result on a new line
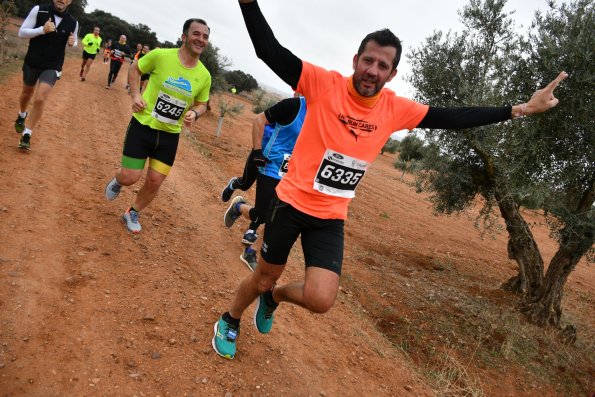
top-left (22, 63), bottom-right (60, 87)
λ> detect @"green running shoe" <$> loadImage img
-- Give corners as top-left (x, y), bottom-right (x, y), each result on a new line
top-left (253, 291), bottom-right (277, 334)
top-left (15, 113), bottom-right (27, 134)
top-left (212, 316), bottom-right (239, 359)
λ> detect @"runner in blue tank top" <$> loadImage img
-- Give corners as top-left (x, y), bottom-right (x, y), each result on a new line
top-left (221, 95), bottom-right (307, 271)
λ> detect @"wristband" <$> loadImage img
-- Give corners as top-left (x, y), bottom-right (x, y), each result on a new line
top-left (191, 109), bottom-right (200, 120)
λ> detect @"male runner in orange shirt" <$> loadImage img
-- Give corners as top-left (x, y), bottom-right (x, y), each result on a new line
top-left (212, 0), bottom-right (568, 359)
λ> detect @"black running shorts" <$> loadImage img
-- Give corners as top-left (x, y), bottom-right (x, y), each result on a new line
top-left (82, 50), bottom-right (96, 60)
top-left (121, 117), bottom-right (180, 175)
top-left (260, 197), bottom-right (344, 275)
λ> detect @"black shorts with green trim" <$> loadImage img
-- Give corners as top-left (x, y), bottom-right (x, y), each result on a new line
top-left (260, 196), bottom-right (344, 275)
top-left (121, 117), bottom-right (180, 175)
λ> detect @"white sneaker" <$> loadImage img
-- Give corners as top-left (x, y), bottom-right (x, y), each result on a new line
top-left (121, 209), bottom-right (141, 233)
top-left (104, 177), bottom-right (121, 201)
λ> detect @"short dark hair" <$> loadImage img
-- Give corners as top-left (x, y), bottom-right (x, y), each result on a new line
top-left (357, 29), bottom-right (402, 70)
top-left (183, 18), bottom-right (210, 36)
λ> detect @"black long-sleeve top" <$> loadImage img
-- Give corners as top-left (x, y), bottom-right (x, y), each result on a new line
top-left (239, 1), bottom-right (512, 130)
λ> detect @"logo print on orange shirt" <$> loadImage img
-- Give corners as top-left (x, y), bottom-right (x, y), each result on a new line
top-left (338, 114), bottom-right (377, 140)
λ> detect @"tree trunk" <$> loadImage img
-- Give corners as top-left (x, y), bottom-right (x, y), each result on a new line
top-left (521, 228), bottom-right (593, 342)
top-left (495, 191), bottom-right (544, 296)
top-left (522, 179), bottom-right (594, 334)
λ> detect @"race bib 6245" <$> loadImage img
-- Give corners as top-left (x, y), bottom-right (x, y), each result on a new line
top-left (151, 91), bottom-right (186, 125)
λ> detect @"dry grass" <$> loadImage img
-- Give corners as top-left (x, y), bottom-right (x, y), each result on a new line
top-left (429, 350), bottom-right (485, 397)
top-left (340, 251), bottom-right (595, 396)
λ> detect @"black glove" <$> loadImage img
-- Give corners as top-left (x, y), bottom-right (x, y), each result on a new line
top-left (251, 149), bottom-right (268, 168)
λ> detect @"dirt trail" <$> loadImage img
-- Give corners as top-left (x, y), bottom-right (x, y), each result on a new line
top-left (0, 58), bottom-right (592, 397)
top-left (0, 58), bottom-right (432, 396)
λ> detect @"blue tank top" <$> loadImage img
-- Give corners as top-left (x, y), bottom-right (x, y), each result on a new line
top-left (260, 97), bottom-right (307, 180)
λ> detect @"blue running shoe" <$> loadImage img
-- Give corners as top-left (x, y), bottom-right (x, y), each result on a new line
top-left (224, 196), bottom-right (245, 228)
top-left (240, 248), bottom-right (258, 272)
top-left (221, 177), bottom-right (238, 202)
top-left (212, 316), bottom-right (240, 359)
top-left (241, 229), bottom-right (259, 245)
top-left (253, 291), bottom-right (277, 334)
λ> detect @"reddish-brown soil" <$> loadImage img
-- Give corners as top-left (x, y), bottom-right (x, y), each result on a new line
top-left (0, 57), bottom-right (592, 397)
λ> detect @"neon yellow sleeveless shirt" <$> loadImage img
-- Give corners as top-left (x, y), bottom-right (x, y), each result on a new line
top-left (134, 48), bottom-right (211, 133)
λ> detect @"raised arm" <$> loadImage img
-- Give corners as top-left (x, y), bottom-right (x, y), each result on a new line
top-left (418, 72), bottom-right (568, 129)
top-left (238, 0), bottom-right (302, 89)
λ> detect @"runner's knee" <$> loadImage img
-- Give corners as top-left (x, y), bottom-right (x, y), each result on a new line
top-left (254, 276), bottom-right (276, 295)
top-left (145, 172), bottom-right (166, 188)
top-left (118, 169), bottom-right (141, 185)
top-left (302, 291), bottom-right (335, 314)
top-left (253, 260), bottom-right (283, 294)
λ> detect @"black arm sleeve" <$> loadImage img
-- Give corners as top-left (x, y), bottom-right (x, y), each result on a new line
top-left (264, 97), bottom-right (301, 125)
top-left (239, 1), bottom-right (302, 89)
top-left (417, 106), bottom-right (512, 129)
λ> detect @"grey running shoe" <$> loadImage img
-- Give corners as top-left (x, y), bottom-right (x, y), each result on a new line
top-left (224, 196), bottom-right (245, 228)
top-left (240, 248), bottom-right (258, 272)
top-left (241, 229), bottom-right (258, 245)
top-left (221, 177), bottom-right (238, 202)
top-left (121, 208), bottom-right (141, 233)
top-left (104, 177), bottom-right (122, 201)
top-left (18, 134), bottom-right (31, 150)
top-left (15, 113), bottom-right (27, 133)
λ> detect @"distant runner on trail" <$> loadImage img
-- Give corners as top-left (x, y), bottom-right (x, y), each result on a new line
top-left (126, 43), bottom-right (144, 92)
top-left (103, 19), bottom-right (211, 234)
top-left (211, 0), bottom-right (568, 360)
top-left (79, 26), bottom-right (102, 81)
top-left (105, 34), bottom-right (130, 89)
top-left (222, 95), bottom-right (306, 272)
top-left (14, 0), bottom-right (78, 151)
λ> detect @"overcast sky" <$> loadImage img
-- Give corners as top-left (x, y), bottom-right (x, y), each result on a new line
top-left (85, 0), bottom-right (556, 97)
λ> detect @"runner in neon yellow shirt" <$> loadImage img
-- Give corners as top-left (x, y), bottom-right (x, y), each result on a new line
top-left (133, 46), bottom-right (210, 132)
top-left (103, 18), bottom-right (211, 233)
top-left (79, 26), bottom-right (102, 81)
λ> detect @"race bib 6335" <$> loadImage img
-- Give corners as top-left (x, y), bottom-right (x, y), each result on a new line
top-left (313, 149), bottom-right (367, 198)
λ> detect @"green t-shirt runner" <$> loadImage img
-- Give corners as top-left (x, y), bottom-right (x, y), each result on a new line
top-left (82, 33), bottom-right (102, 54)
top-left (134, 48), bottom-right (211, 133)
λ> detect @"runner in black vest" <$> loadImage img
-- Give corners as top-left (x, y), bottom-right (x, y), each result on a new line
top-left (14, 0), bottom-right (78, 150)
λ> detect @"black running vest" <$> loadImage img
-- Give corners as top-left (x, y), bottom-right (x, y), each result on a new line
top-left (24, 4), bottom-right (78, 71)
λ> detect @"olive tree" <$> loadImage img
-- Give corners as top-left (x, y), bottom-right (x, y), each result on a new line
top-left (407, 0), bottom-right (593, 336)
